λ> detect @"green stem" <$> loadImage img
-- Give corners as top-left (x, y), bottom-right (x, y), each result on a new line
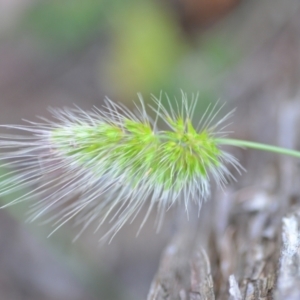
top-left (216, 138), bottom-right (300, 158)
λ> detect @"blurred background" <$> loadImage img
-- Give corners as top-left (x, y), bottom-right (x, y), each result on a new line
top-left (1, 0), bottom-right (300, 299)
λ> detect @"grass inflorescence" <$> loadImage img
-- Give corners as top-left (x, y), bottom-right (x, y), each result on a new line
top-left (1, 93), bottom-right (299, 242)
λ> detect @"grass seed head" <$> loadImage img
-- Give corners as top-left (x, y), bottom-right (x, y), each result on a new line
top-left (0, 93), bottom-right (242, 242)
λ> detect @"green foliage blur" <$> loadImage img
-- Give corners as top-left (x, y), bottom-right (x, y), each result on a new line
top-left (24, 0), bottom-right (117, 50)
top-left (20, 0), bottom-right (237, 106)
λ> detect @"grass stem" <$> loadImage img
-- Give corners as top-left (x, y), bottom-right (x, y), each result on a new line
top-left (216, 138), bottom-right (300, 158)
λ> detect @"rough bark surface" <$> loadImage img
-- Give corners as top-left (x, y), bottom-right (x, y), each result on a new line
top-left (148, 193), bottom-right (300, 299)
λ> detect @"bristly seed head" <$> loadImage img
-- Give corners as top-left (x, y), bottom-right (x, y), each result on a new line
top-left (0, 93), bottom-right (242, 242)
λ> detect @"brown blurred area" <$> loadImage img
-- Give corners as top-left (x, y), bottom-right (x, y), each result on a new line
top-left (1, 0), bottom-right (300, 299)
top-left (178, 0), bottom-right (240, 30)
